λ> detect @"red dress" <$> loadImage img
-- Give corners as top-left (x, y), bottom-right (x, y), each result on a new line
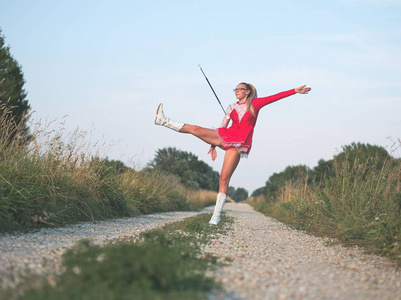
top-left (217, 89), bottom-right (296, 157)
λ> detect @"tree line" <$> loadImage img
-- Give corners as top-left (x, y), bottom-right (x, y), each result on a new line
top-left (252, 142), bottom-right (399, 201)
top-left (146, 147), bottom-right (249, 202)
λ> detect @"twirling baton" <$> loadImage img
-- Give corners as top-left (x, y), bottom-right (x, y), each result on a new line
top-left (198, 64), bottom-right (226, 114)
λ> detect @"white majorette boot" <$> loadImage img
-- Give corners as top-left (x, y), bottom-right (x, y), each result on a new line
top-left (209, 193), bottom-right (227, 225)
top-left (154, 103), bottom-right (184, 132)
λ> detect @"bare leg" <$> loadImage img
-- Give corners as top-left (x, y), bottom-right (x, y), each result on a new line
top-left (218, 148), bottom-right (241, 194)
top-left (155, 104), bottom-right (222, 147)
top-left (209, 148), bottom-right (241, 225)
top-left (180, 124), bottom-right (222, 147)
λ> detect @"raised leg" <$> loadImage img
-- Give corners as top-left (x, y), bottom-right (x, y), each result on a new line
top-left (180, 124), bottom-right (222, 147)
top-left (155, 103), bottom-right (222, 147)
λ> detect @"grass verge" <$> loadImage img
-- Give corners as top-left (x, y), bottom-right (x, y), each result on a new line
top-left (2, 213), bottom-right (233, 300)
top-left (248, 153), bottom-right (401, 263)
top-left (0, 114), bottom-right (217, 233)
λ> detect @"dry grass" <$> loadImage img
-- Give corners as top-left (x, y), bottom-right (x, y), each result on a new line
top-left (186, 190), bottom-right (217, 209)
top-left (248, 148), bottom-right (401, 263)
top-left (0, 112), bottom-right (213, 232)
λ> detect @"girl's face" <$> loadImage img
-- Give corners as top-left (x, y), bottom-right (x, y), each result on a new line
top-left (234, 84), bottom-right (250, 101)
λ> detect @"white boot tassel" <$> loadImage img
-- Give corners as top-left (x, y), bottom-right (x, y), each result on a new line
top-left (154, 103), bottom-right (184, 132)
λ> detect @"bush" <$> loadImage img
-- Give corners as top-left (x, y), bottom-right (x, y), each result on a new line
top-left (248, 142), bottom-right (401, 263)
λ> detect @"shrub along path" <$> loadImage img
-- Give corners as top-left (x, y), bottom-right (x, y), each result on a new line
top-left (0, 210), bottom-right (201, 291)
top-left (1, 203), bottom-right (400, 299)
top-left (205, 203), bottom-right (401, 300)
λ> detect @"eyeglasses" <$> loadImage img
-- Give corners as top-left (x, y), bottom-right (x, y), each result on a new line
top-left (233, 88), bottom-right (248, 92)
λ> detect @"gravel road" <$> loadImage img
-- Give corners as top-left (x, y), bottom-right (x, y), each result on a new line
top-left (204, 203), bottom-right (401, 300)
top-left (1, 203), bottom-right (400, 299)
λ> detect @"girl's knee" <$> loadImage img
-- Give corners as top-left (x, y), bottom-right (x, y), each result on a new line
top-left (219, 176), bottom-right (230, 187)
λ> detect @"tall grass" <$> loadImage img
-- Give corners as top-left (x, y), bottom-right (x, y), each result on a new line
top-left (248, 150), bottom-right (401, 262)
top-left (186, 190), bottom-right (218, 209)
top-left (0, 110), bottom-right (209, 232)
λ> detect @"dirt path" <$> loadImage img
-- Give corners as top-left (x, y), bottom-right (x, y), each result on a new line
top-left (1, 204), bottom-right (400, 299)
top-left (204, 203), bottom-right (401, 300)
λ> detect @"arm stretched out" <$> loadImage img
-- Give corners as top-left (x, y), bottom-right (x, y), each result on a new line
top-left (253, 85), bottom-right (311, 110)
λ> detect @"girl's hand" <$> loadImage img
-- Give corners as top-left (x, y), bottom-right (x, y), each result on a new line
top-left (295, 85), bottom-right (311, 94)
top-left (208, 146), bottom-right (217, 161)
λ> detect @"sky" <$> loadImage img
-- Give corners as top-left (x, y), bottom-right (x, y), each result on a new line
top-left (1, 0), bottom-right (400, 194)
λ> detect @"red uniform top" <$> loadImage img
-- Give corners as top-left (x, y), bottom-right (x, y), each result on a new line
top-left (217, 89), bottom-right (296, 157)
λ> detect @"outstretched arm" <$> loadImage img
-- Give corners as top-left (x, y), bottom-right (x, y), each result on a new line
top-left (254, 86), bottom-right (312, 109)
top-left (253, 89), bottom-right (296, 109)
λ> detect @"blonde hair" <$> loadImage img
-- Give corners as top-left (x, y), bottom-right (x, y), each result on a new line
top-left (239, 82), bottom-right (258, 116)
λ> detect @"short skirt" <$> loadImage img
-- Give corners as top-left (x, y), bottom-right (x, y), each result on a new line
top-left (216, 127), bottom-right (251, 158)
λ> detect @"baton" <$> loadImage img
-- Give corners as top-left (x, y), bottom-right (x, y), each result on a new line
top-left (198, 64), bottom-right (226, 114)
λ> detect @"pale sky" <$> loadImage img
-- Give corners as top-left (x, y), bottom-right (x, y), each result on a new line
top-left (1, 0), bottom-right (400, 194)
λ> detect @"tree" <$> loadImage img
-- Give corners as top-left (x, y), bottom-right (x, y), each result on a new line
top-left (335, 142), bottom-right (391, 170)
top-left (257, 142), bottom-right (395, 200)
top-left (251, 186), bottom-right (265, 197)
top-left (0, 29), bottom-right (31, 142)
top-left (312, 158), bottom-right (334, 186)
top-left (90, 157), bottom-right (129, 178)
top-left (228, 187), bottom-right (249, 202)
top-left (148, 147), bottom-right (220, 191)
top-left (264, 165), bottom-right (312, 200)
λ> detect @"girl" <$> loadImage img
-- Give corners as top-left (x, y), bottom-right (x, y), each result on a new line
top-left (155, 82), bottom-right (311, 225)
